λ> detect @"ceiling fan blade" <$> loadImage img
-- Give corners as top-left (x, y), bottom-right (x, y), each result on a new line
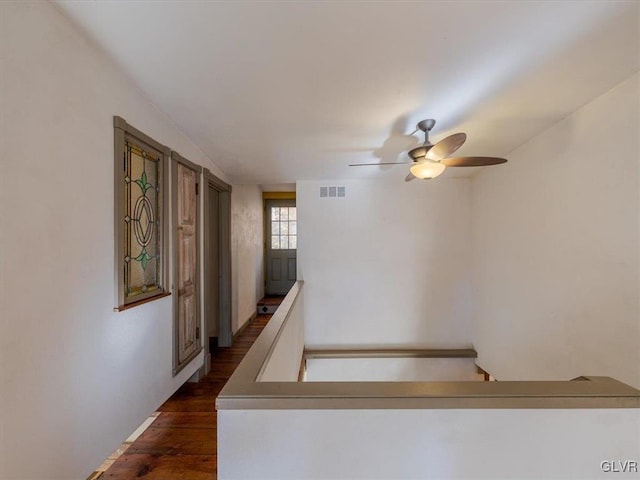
top-left (426, 133), bottom-right (467, 161)
top-left (349, 161), bottom-right (413, 167)
top-left (405, 172), bottom-right (416, 182)
top-left (442, 156), bottom-right (508, 167)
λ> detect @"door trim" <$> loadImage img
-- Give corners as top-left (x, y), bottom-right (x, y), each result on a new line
top-left (263, 192), bottom-right (296, 291)
top-left (203, 169), bottom-right (232, 355)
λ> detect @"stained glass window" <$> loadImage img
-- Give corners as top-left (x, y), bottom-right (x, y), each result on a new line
top-left (271, 207), bottom-right (296, 250)
top-left (124, 141), bottom-right (163, 300)
top-left (114, 116), bottom-right (168, 310)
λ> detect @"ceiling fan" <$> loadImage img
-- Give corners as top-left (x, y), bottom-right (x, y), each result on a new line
top-left (349, 119), bottom-right (507, 181)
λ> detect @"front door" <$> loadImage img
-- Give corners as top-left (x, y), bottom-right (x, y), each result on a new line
top-left (265, 199), bottom-right (297, 295)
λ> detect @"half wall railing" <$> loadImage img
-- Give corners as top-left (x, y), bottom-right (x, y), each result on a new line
top-left (216, 281), bottom-right (640, 479)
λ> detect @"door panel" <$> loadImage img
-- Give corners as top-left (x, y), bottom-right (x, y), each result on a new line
top-left (175, 161), bottom-right (199, 368)
top-left (178, 294), bottom-right (196, 362)
top-left (288, 258), bottom-right (296, 281)
top-left (265, 199), bottom-right (296, 295)
top-left (271, 258), bottom-right (282, 281)
top-left (178, 230), bottom-right (195, 293)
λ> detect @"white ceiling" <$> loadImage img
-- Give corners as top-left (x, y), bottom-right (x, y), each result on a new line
top-left (55, 0), bottom-right (639, 184)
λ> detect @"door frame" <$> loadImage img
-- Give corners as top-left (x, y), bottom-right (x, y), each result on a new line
top-left (263, 192), bottom-right (296, 295)
top-left (203, 169), bottom-right (232, 371)
top-left (171, 151), bottom-right (203, 376)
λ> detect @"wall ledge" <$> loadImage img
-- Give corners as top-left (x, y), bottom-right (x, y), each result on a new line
top-left (217, 283), bottom-right (639, 410)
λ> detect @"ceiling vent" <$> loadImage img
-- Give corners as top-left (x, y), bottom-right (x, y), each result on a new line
top-left (320, 186), bottom-right (346, 198)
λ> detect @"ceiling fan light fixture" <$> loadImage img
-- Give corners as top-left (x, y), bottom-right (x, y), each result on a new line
top-left (409, 159), bottom-right (446, 179)
top-left (348, 118), bottom-right (507, 181)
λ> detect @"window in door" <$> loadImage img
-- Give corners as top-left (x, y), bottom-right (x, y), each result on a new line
top-left (271, 206), bottom-right (296, 250)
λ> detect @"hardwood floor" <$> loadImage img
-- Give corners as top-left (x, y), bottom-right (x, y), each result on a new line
top-left (100, 313), bottom-right (272, 480)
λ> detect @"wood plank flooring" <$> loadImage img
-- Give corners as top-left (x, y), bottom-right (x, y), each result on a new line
top-left (100, 313), bottom-right (271, 480)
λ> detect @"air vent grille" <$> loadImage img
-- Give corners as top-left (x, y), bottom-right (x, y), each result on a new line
top-left (320, 185), bottom-right (346, 198)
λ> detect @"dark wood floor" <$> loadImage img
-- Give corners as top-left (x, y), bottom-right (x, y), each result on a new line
top-left (101, 314), bottom-right (271, 480)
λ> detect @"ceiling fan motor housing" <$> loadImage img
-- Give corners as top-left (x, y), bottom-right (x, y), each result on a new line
top-left (408, 145), bottom-right (433, 161)
top-left (409, 119), bottom-right (437, 161)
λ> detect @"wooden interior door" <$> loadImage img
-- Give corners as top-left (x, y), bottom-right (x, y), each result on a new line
top-left (173, 156), bottom-right (201, 374)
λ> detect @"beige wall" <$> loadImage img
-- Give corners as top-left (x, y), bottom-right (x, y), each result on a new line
top-left (231, 185), bottom-right (264, 333)
top-left (471, 73), bottom-right (640, 388)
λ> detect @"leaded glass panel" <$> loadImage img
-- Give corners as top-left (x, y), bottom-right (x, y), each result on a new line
top-left (124, 141), bottom-right (163, 300)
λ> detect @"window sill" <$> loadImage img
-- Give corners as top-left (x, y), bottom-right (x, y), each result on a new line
top-left (114, 291), bottom-right (171, 312)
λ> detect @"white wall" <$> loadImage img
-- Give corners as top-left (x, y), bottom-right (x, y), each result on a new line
top-left (0, 2), bottom-right (255, 478)
top-left (305, 357), bottom-right (482, 382)
top-left (297, 179), bottom-right (473, 348)
top-left (471, 73), bottom-right (640, 388)
top-left (257, 287), bottom-right (304, 382)
top-left (218, 408), bottom-right (640, 479)
top-left (231, 185), bottom-right (264, 333)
